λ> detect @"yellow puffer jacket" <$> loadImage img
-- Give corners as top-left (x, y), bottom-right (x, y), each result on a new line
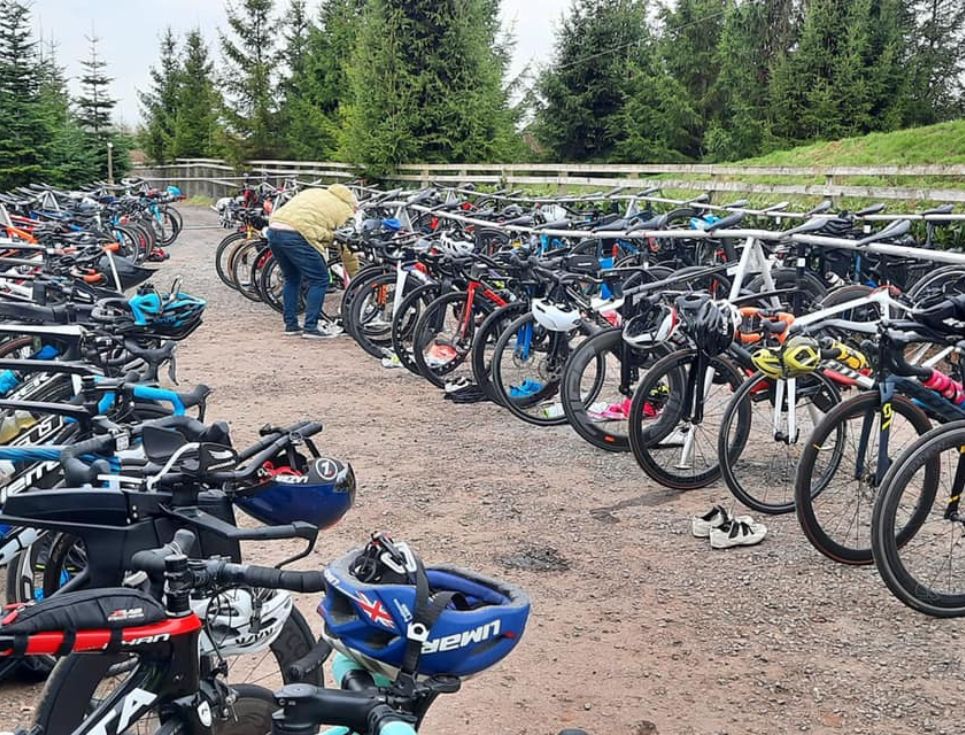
top-left (269, 184), bottom-right (357, 256)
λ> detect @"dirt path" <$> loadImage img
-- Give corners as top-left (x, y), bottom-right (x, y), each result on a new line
top-left (1, 206), bottom-right (961, 734)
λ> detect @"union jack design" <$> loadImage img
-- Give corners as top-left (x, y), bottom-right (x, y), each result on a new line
top-left (356, 592), bottom-right (395, 629)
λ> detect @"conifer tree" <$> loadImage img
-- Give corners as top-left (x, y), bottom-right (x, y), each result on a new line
top-left (0, 0), bottom-right (47, 187)
top-left (139, 28), bottom-right (181, 164)
top-left (535, 0), bottom-right (650, 161)
top-left (219, 0), bottom-right (279, 158)
top-left (171, 30), bottom-right (221, 158)
top-left (340, 0), bottom-right (517, 169)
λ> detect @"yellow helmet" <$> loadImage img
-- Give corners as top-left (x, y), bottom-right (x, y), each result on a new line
top-left (752, 347), bottom-right (783, 378)
top-left (782, 336), bottom-right (822, 377)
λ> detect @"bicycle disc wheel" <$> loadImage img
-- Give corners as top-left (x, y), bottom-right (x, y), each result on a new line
top-left (795, 391), bottom-right (934, 565)
top-left (720, 371), bottom-right (840, 515)
top-left (871, 420), bottom-right (965, 617)
top-left (32, 610), bottom-right (323, 734)
top-left (628, 349), bottom-right (745, 490)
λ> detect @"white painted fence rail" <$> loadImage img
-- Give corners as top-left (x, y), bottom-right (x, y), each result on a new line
top-left (133, 158), bottom-right (965, 204)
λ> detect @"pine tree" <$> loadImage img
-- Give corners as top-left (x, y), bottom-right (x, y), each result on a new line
top-left (219, 0), bottom-right (279, 159)
top-left (138, 28), bottom-right (181, 164)
top-left (0, 0), bottom-right (47, 187)
top-left (658, 0), bottom-right (728, 158)
top-left (705, 0), bottom-right (802, 161)
top-left (535, 0), bottom-right (650, 162)
top-left (340, 0), bottom-right (517, 169)
top-left (76, 33), bottom-right (116, 136)
top-left (905, 0), bottom-right (965, 124)
top-left (171, 30), bottom-right (221, 158)
top-left (768, 0), bottom-right (913, 145)
top-left (282, 0), bottom-right (362, 159)
top-left (37, 40), bottom-right (98, 184)
top-left (611, 51), bottom-right (697, 162)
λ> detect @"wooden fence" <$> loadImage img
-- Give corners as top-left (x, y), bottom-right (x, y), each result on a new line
top-left (134, 158), bottom-right (965, 203)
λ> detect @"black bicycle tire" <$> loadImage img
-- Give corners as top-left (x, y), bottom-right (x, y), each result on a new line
top-left (490, 312), bottom-right (596, 427)
top-left (560, 328), bottom-right (670, 452)
top-left (719, 371), bottom-right (840, 515)
top-left (628, 349), bottom-right (745, 490)
top-left (795, 391), bottom-right (935, 565)
top-left (470, 300), bottom-right (530, 404)
top-left (391, 282), bottom-right (443, 376)
top-left (871, 420), bottom-right (965, 617)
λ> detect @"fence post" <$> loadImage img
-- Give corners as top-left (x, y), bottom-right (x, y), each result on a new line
top-left (558, 169), bottom-right (569, 193)
top-left (420, 166), bottom-right (429, 188)
top-left (825, 174), bottom-right (836, 206)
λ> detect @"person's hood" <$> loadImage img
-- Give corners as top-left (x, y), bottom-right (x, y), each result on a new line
top-left (329, 184), bottom-right (358, 209)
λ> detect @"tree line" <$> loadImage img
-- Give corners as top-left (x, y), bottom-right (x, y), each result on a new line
top-left (144, 0), bottom-right (964, 168)
top-left (0, 0), bottom-right (127, 190)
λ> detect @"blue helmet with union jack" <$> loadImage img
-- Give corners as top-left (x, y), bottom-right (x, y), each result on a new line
top-left (319, 533), bottom-right (530, 680)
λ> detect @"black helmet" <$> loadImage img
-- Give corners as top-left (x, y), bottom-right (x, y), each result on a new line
top-left (690, 300), bottom-right (738, 356)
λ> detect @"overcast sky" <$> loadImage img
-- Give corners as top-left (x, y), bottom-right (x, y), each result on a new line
top-left (33, 0), bottom-right (567, 127)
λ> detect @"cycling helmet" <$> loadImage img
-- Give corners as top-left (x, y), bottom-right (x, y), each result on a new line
top-left (532, 299), bottom-right (581, 332)
top-left (751, 347), bottom-right (782, 378)
top-left (623, 303), bottom-right (679, 347)
top-left (236, 455), bottom-right (355, 530)
top-left (166, 185), bottom-right (183, 199)
top-left (194, 587), bottom-right (292, 657)
top-left (127, 289), bottom-right (206, 338)
top-left (689, 299), bottom-right (738, 356)
top-left (674, 292), bottom-right (711, 329)
top-left (438, 234), bottom-right (475, 257)
top-left (782, 336), bottom-right (822, 377)
top-left (320, 533), bottom-right (530, 681)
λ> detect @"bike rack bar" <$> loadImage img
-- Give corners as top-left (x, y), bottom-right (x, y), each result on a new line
top-left (406, 204), bottom-right (965, 266)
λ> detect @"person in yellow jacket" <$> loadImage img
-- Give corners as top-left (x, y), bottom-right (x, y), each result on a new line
top-left (267, 183), bottom-right (358, 339)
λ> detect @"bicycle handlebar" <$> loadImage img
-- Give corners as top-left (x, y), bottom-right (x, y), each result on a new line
top-left (129, 529), bottom-right (327, 593)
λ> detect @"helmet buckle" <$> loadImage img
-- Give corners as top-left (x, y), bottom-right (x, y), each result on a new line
top-left (407, 622), bottom-right (429, 643)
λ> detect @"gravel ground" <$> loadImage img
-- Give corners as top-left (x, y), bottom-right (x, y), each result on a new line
top-left (0, 206), bottom-right (961, 734)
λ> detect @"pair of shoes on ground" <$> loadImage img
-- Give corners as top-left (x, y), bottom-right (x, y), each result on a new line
top-left (692, 505), bottom-right (767, 549)
top-left (284, 323), bottom-right (345, 340)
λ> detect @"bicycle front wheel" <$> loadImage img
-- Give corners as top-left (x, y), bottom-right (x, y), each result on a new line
top-left (628, 349), bottom-right (745, 490)
top-left (720, 371), bottom-right (840, 515)
top-left (871, 420), bottom-right (965, 617)
top-left (795, 391), bottom-right (935, 565)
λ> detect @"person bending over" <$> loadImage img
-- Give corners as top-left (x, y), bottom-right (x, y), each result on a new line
top-left (267, 183), bottom-right (358, 339)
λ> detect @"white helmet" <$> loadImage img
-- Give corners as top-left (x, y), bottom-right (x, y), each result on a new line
top-left (193, 587), bottom-right (293, 657)
top-left (437, 234), bottom-right (474, 257)
top-left (215, 196), bottom-right (232, 213)
top-left (532, 299), bottom-right (581, 332)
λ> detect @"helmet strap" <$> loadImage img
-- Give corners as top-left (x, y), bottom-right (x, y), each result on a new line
top-left (396, 556), bottom-right (455, 694)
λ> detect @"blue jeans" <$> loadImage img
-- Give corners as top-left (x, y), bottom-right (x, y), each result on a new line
top-left (267, 229), bottom-right (329, 331)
